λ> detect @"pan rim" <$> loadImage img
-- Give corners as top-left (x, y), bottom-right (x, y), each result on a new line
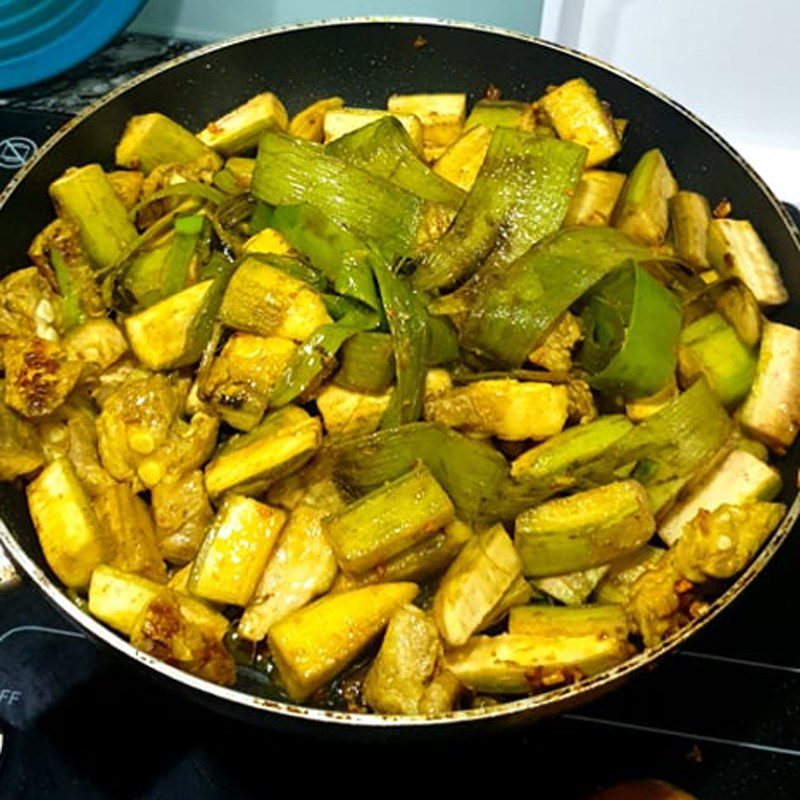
top-left (1, 15), bottom-right (798, 729)
top-left (2, 15), bottom-right (799, 246)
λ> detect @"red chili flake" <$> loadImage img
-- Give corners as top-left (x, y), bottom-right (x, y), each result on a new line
top-left (484, 83), bottom-right (502, 101)
top-left (713, 198), bottom-right (732, 218)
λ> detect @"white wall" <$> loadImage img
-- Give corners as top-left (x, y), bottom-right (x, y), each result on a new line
top-left (130, 0), bottom-right (544, 41)
top-left (541, 0), bottom-right (800, 202)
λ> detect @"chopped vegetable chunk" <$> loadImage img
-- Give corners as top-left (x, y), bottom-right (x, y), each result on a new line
top-left (28, 458), bottom-right (111, 589)
top-left (189, 496), bottom-right (286, 605)
top-left (0, 78), bottom-right (792, 715)
top-left (50, 164), bottom-right (138, 270)
top-left (219, 256), bottom-right (331, 342)
top-left (323, 108), bottom-right (424, 152)
top-left (424, 379), bottom-right (569, 441)
top-left (288, 96), bottom-right (344, 141)
top-left (445, 632), bottom-right (630, 694)
top-left (706, 219), bottom-right (788, 306)
top-left (658, 449), bottom-right (781, 546)
top-left (325, 462), bottom-right (455, 574)
top-left (433, 524), bottom-right (522, 646)
top-left (238, 505), bottom-right (337, 641)
top-left (364, 604), bottom-right (459, 715)
top-left (269, 582), bottom-right (418, 701)
top-left (515, 480), bottom-right (655, 577)
top-left (612, 149), bottom-right (677, 245)
top-left (539, 78), bottom-right (621, 167)
top-left (116, 113), bottom-right (222, 174)
top-left (740, 321), bottom-right (800, 451)
top-left (197, 92), bottom-right (288, 155)
top-left (131, 589), bottom-right (235, 686)
top-left (204, 405), bottom-right (321, 498)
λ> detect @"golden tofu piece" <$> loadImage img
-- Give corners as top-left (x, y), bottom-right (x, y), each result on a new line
top-left (124, 280), bottom-right (216, 371)
top-left (706, 218), bottom-right (788, 306)
top-left (740, 321), bottom-right (800, 451)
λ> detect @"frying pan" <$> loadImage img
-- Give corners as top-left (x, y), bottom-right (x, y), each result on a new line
top-left (1, 18), bottom-right (799, 735)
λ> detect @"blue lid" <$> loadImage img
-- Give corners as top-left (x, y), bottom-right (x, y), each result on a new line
top-left (0, 0), bottom-right (146, 93)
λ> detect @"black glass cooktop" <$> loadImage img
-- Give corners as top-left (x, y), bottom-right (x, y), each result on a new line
top-left (1, 32), bottom-right (800, 800)
top-left (2, 529), bottom-right (800, 800)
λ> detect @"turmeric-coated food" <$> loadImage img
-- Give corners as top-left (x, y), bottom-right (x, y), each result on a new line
top-left (4, 80), bottom-right (795, 715)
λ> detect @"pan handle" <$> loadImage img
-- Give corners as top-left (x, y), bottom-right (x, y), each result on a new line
top-left (0, 544), bottom-right (21, 591)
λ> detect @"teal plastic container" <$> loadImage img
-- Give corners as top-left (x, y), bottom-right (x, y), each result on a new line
top-left (0, 0), bottom-right (145, 92)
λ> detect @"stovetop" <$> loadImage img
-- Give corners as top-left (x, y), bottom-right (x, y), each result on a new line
top-left (1, 32), bottom-right (800, 800)
top-left (4, 522), bottom-right (800, 800)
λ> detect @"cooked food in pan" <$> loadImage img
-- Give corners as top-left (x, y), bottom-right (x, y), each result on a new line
top-left (4, 77), bottom-right (798, 714)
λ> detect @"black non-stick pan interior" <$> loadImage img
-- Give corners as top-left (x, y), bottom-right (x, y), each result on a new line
top-left (0, 19), bottom-right (798, 729)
